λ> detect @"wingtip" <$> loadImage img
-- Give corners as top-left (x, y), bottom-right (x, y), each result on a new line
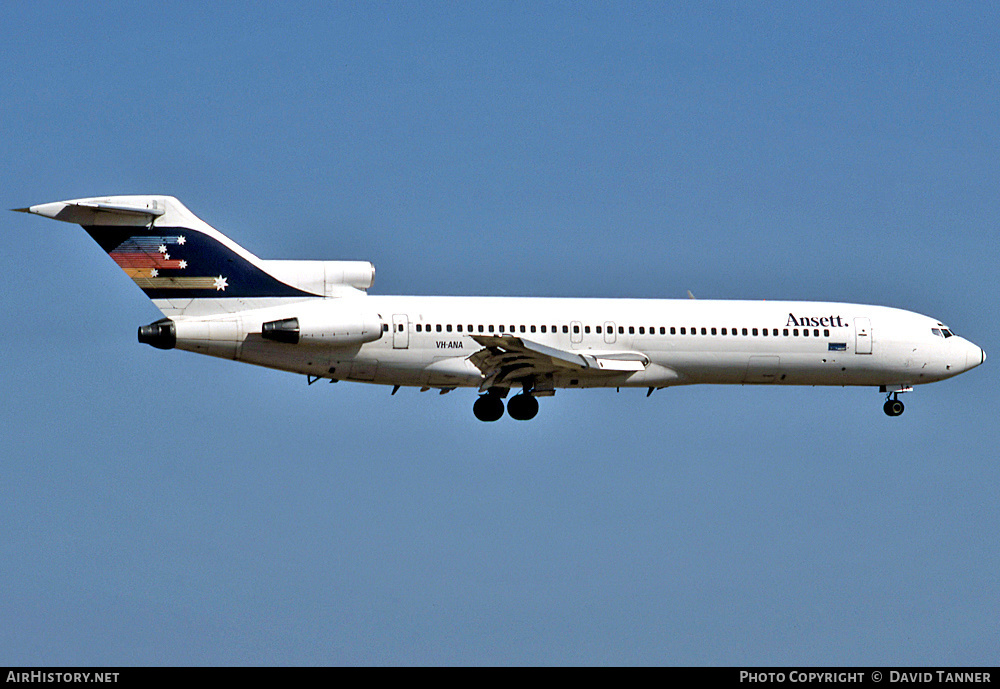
top-left (11, 207), bottom-right (31, 213)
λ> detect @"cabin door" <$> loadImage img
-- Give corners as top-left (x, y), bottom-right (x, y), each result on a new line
top-left (855, 317), bottom-right (872, 355)
top-left (392, 314), bottom-right (409, 349)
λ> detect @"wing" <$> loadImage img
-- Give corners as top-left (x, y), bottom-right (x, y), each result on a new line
top-left (468, 335), bottom-right (650, 391)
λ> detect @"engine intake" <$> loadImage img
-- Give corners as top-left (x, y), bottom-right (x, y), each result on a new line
top-left (262, 318), bottom-right (301, 344)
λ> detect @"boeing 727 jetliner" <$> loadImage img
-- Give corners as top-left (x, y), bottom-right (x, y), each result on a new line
top-left (16, 196), bottom-right (985, 420)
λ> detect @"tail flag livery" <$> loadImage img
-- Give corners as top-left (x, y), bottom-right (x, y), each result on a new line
top-left (15, 196), bottom-right (375, 316)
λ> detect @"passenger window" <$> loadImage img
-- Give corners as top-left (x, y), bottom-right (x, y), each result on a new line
top-left (793, 329), bottom-right (799, 336)
top-left (540, 325), bottom-right (546, 333)
top-left (680, 327), bottom-right (686, 335)
top-left (742, 328), bottom-right (748, 336)
top-left (596, 326), bottom-right (601, 334)
top-left (721, 328), bottom-right (727, 335)
top-left (671, 327), bottom-right (676, 335)
top-left (416, 324), bottom-right (422, 332)
top-left (639, 327), bottom-right (645, 334)
top-left (584, 326), bottom-right (591, 334)
top-left (436, 324), bottom-right (442, 332)
top-left (783, 328), bottom-right (788, 336)
top-left (660, 327), bottom-right (666, 335)
top-left (457, 324), bottom-right (463, 332)
top-left (446, 324), bottom-right (452, 332)
top-left (562, 325), bottom-right (569, 334)
top-left (629, 326), bottom-right (635, 334)
top-left (701, 327), bottom-right (707, 335)
top-left (814, 329), bottom-right (819, 337)
top-left (752, 328), bottom-right (758, 336)
top-left (618, 326), bottom-right (624, 334)
top-left (803, 329), bottom-right (809, 337)
top-left (573, 325), bottom-right (580, 334)
top-left (824, 329), bottom-right (829, 337)
top-left (520, 325), bottom-right (526, 333)
top-left (762, 328), bottom-right (768, 337)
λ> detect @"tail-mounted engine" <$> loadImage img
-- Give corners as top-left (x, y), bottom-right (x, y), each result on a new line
top-left (261, 309), bottom-right (383, 346)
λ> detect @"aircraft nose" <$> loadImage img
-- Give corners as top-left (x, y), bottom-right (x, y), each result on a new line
top-left (966, 342), bottom-right (985, 370)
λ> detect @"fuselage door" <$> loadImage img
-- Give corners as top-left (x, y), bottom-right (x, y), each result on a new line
top-left (392, 314), bottom-right (409, 349)
top-left (855, 317), bottom-right (872, 355)
top-left (604, 321), bottom-right (616, 345)
top-left (570, 320), bottom-right (583, 345)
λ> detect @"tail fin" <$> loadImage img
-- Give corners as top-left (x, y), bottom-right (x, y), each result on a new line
top-left (15, 196), bottom-right (374, 316)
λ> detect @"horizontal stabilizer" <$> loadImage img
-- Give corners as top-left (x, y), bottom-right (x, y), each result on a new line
top-left (17, 197), bottom-right (167, 226)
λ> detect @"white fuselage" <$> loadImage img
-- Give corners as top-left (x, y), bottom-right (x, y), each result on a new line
top-left (172, 295), bottom-right (984, 391)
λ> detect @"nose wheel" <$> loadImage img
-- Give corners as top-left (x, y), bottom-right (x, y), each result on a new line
top-left (883, 394), bottom-right (905, 417)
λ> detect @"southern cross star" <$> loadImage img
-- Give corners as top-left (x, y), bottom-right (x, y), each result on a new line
top-left (213, 275), bottom-right (228, 291)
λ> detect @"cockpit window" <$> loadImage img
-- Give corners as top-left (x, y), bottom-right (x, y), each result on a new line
top-left (942, 329), bottom-right (954, 338)
top-left (932, 328), bottom-right (943, 337)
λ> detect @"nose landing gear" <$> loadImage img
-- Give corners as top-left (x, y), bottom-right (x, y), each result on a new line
top-left (880, 385), bottom-right (913, 417)
top-left (883, 396), bottom-right (905, 417)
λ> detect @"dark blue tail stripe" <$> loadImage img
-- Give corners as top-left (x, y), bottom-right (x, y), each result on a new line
top-left (85, 225), bottom-right (318, 299)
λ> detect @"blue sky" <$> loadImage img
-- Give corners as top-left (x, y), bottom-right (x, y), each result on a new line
top-left (1, 2), bottom-right (997, 665)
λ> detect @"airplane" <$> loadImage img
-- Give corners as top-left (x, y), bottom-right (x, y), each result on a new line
top-left (15, 195), bottom-right (985, 421)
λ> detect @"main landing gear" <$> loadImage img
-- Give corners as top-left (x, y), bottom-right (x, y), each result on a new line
top-left (506, 393), bottom-right (539, 421)
top-left (472, 393), bottom-right (505, 422)
top-left (473, 390), bottom-right (539, 422)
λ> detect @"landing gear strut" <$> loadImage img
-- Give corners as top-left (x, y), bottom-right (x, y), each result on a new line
top-left (883, 393), bottom-right (905, 417)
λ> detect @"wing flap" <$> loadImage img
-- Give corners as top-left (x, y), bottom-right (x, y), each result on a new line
top-left (469, 335), bottom-right (650, 388)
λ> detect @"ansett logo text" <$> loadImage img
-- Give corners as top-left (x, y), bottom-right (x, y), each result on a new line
top-left (787, 313), bottom-right (847, 328)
